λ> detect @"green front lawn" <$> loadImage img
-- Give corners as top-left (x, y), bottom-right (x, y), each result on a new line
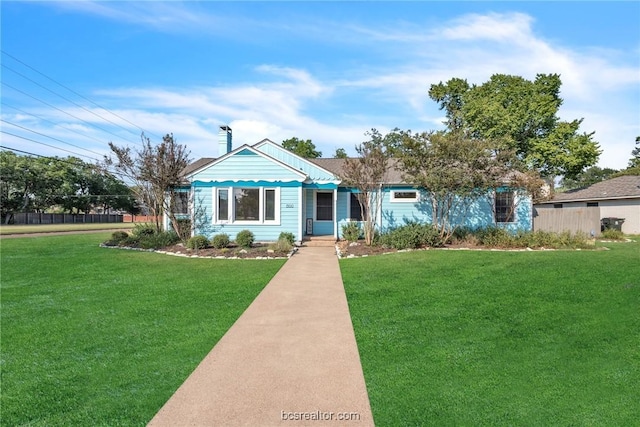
top-left (342, 241), bottom-right (640, 426)
top-left (0, 223), bottom-right (136, 235)
top-left (1, 234), bottom-right (285, 426)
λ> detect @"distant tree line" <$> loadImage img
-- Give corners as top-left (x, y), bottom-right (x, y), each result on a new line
top-left (0, 151), bottom-right (137, 224)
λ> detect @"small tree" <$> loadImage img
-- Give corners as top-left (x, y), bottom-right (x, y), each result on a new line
top-left (396, 130), bottom-right (520, 242)
top-left (105, 133), bottom-right (190, 236)
top-left (340, 130), bottom-right (389, 245)
top-left (334, 148), bottom-right (348, 159)
top-left (282, 137), bottom-right (322, 158)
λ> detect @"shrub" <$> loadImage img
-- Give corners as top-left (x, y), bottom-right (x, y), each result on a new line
top-left (187, 235), bottom-right (210, 250)
top-left (110, 230), bottom-right (129, 244)
top-left (132, 223), bottom-right (157, 237)
top-left (601, 228), bottom-right (624, 240)
top-left (235, 230), bottom-right (254, 248)
top-left (342, 222), bottom-right (362, 242)
top-left (278, 232), bottom-right (296, 245)
top-left (475, 226), bottom-right (513, 247)
top-left (269, 237), bottom-right (293, 253)
top-left (211, 233), bottom-right (231, 249)
top-left (138, 231), bottom-right (180, 249)
top-left (380, 222), bottom-right (443, 249)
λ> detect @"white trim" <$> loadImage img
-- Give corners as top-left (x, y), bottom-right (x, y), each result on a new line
top-left (333, 188), bottom-right (338, 238)
top-left (252, 139), bottom-right (341, 181)
top-left (390, 190), bottom-right (419, 203)
top-left (185, 144), bottom-right (308, 180)
top-left (213, 186), bottom-right (281, 225)
top-left (297, 186), bottom-right (303, 241)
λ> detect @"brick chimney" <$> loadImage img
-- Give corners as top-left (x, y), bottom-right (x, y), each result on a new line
top-left (218, 125), bottom-right (232, 155)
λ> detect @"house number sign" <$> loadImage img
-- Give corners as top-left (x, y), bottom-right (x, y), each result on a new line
top-left (285, 203), bottom-right (294, 208)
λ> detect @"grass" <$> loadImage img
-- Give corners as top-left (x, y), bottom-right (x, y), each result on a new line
top-left (0, 222), bottom-right (137, 235)
top-left (341, 240), bottom-right (640, 426)
top-left (0, 233), bottom-right (285, 426)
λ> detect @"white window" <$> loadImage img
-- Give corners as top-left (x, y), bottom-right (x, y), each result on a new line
top-left (214, 187), bottom-right (279, 224)
top-left (390, 190), bottom-right (419, 202)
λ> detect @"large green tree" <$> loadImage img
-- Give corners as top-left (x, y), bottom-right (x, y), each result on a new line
top-left (429, 74), bottom-right (601, 179)
top-left (558, 166), bottom-right (619, 190)
top-left (282, 137), bottom-right (322, 158)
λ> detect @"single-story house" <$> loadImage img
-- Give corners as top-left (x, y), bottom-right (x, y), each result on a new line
top-left (166, 126), bottom-right (533, 242)
top-left (534, 175), bottom-right (640, 235)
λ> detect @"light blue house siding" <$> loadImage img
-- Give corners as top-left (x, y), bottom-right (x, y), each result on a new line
top-left (332, 186), bottom-right (532, 239)
top-left (191, 148), bottom-right (304, 183)
top-left (192, 181), bottom-right (301, 242)
top-left (378, 186), bottom-right (532, 232)
top-left (254, 141), bottom-right (338, 182)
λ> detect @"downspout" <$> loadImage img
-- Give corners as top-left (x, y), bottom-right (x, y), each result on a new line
top-left (333, 187), bottom-right (338, 239)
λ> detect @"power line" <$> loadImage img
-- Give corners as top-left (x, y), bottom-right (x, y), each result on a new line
top-left (1, 118), bottom-right (104, 157)
top-left (1, 50), bottom-right (160, 140)
top-left (0, 144), bottom-right (131, 183)
top-left (2, 102), bottom-right (111, 146)
top-left (2, 63), bottom-right (145, 139)
top-left (0, 130), bottom-right (101, 162)
top-left (2, 81), bottom-right (136, 145)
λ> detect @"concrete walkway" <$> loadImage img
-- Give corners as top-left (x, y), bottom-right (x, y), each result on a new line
top-left (148, 246), bottom-right (374, 426)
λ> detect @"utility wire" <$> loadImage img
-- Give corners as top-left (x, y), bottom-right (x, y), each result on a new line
top-left (2, 63), bottom-right (144, 139)
top-left (0, 131), bottom-right (101, 162)
top-left (0, 144), bottom-right (131, 183)
top-left (1, 50), bottom-right (160, 139)
top-left (2, 82), bottom-right (135, 145)
top-left (1, 118), bottom-right (104, 157)
top-left (2, 102), bottom-right (110, 146)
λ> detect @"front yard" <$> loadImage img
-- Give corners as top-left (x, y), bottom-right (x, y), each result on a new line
top-left (341, 238), bottom-right (640, 425)
top-left (0, 233), bottom-right (285, 426)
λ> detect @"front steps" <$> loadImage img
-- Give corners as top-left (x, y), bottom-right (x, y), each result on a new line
top-left (301, 236), bottom-right (337, 247)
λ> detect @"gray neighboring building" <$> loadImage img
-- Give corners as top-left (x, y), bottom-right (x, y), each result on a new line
top-left (534, 175), bottom-right (640, 234)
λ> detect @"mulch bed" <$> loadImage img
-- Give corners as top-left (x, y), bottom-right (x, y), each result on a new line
top-left (103, 242), bottom-right (294, 259)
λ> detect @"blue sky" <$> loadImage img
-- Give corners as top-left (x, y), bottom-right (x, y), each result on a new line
top-left (1, 1), bottom-right (639, 171)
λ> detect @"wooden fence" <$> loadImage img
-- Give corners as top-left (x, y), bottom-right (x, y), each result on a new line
top-left (533, 206), bottom-right (601, 236)
top-left (13, 213), bottom-right (123, 225)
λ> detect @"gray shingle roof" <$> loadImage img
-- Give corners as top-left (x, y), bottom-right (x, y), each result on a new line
top-left (309, 158), bottom-right (406, 184)
top-left (543, 175), bottom-right (640, 203)
top-left (182, 157), bottom-right (215, 177)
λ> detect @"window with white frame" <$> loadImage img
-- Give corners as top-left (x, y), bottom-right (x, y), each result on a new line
top-left (214, 187), bottom-right (279, 224)
top-left (495, 191), bottom-right (515, 223)
top-left (390, 190), bottom-right (418, 202)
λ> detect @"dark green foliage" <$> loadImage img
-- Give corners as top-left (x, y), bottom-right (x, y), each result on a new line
top-left (186, 235), bottom-right (209, 250)
top-left (132, 223), bottom-right (156, 237)
top-left (474, 226), bottom-right (514, 247)
top-left (281, 137), bottom-right (322, 158)
top-left (380, 222), bottom-right (443, 249)
top-left (137, 231), bottom-right (180, 249)
top-left (211, 233), bottom-right (231, 249)
top-left (110, 230), bottom-right (129, 243)
top-left (103, 230), bottom-right (130, 247)
top-left (341, 221), bottom-right (362, 242)
top-left (278, 232), bottom-right (296, 245)
top-left (235, 229), bottom-right (254, 248)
